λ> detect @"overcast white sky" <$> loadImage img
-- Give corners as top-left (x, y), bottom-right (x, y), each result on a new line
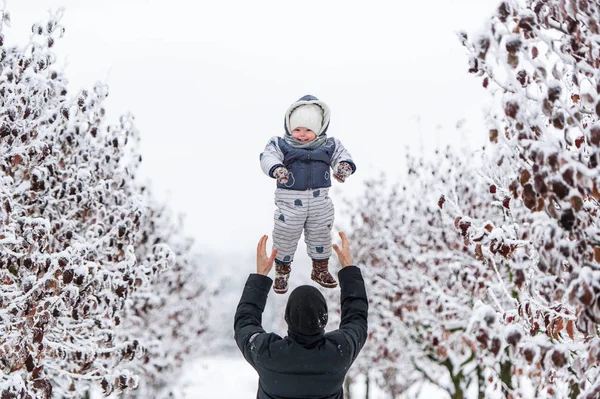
top-left (5, 0), bottom-right (499, 269)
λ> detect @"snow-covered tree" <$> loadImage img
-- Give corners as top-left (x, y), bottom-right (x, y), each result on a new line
top-left (343, 1), bottom-right (600, 398)
top-left (460, 0), bottom-right (600, 396)
top-left (0, 9), bottom-right (209, 398)
top-left (340, 149), bottom-right (513, 399)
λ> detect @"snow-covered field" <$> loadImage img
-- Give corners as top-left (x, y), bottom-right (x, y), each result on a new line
top-left (178, 355), bottom-right (450, 399)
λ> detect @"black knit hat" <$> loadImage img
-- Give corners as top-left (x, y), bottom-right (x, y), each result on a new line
top-left (285, 285), bottom-right (328, 336)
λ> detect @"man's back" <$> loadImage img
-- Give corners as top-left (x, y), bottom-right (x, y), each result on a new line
top-left (252, 331), bottom-right (354, 398)
top-left (234, 264), bottom-right (368, 399)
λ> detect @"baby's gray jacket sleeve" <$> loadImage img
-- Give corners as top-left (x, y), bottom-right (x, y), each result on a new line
top-left (331, 137), bottom-right (357, 174)
top-left (260, 137), bottom-right (285, 178)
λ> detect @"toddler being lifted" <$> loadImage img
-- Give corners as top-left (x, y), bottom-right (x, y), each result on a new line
top-left (259, 95), bottom-right (356, 294)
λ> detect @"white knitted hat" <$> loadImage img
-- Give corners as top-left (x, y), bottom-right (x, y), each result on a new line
top-left (289, 104), bottom-right (324, 135)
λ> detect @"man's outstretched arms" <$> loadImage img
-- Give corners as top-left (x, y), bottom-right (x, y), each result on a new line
top-left (333, 232), bottom-right (368, 361)
top-left (233, 235), bottom-right (280, 368)
top-left (234, 273), bottom-right (278, 367)
top-left (337, 267), bottom-right (368, 361)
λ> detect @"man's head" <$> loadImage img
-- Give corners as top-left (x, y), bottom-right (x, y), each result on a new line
top-left (285, 285), bottom-right (328, 336)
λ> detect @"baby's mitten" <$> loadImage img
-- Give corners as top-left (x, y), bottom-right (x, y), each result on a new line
top-left (273, 166), bottom-right (289, 184)
top-left (333, 162), bottom-right (353, 183)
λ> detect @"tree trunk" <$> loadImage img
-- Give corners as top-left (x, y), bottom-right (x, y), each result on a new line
top-left (365, 372), bottom-right (370, 399)
top-left (344, 377), bottom-right (351, 399)
top-left (477, 365), bottom-right (485, 399)
top-left (500, 361), bottom-right (513, 398)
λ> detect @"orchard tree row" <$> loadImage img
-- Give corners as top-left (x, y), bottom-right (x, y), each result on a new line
top-left (340, 1), bottom-right (600, 398)
top-left (0, 9), bottom-right (210, 399)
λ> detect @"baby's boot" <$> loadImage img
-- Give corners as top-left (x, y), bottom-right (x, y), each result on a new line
top-left (311, 259), bottom-right (338, 288)
top-left (273, 261), bottom-right (292, 294)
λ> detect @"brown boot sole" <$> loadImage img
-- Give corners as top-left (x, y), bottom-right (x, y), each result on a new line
top-left (311, 275), bottom-right (338, 288)
top-left (273, 287), bottom-right (288, 294)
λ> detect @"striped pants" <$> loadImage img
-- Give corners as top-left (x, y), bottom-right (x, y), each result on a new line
top-left (272, 187), bottom-right (334, 263)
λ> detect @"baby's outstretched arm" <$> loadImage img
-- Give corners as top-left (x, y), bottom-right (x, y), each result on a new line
top-left (331, 138), bottom-right (356, 181)
top-left (259, 137), bottom-right (285, 178)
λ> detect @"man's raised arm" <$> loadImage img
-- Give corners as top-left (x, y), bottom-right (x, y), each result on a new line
top-left (233, 273), bottom-right (273, 365)
top-left (333, 232), bottom-right (368, 361)
top-left (233, 235), bottom-right (279, 367)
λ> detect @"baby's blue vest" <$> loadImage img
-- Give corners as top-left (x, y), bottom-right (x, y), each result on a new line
top-left (277, 137), bottom-right (336, 191)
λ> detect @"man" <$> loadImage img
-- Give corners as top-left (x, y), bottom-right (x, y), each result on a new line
top-left (234, 232), bottom-right (368, 399)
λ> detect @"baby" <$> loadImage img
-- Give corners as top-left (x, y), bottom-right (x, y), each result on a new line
top-left (260, 95), bottom-right (356, 294)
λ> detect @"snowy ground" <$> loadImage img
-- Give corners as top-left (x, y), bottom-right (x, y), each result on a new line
top-left (178, 354), bottom-right (450, 399)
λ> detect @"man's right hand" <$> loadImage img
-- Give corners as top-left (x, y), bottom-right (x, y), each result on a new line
top-left (332, 231), bottom-right (353, 268)
top-left (256, 235), bottom-right (277, 276)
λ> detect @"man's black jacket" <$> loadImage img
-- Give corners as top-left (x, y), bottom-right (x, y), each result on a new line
top-left (234, 266), bottom-right (368, 399)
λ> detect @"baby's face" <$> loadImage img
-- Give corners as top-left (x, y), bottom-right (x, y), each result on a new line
top-left (291, 127), bottom-right (317, 143)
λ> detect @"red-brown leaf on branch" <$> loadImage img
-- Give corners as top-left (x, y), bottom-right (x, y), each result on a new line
top-left (497, 2), bottom-right (510, 22)
top-left (500, 244), bottom-right (516, 258)
top-left (508, 54), bottom-right (519, 68)
top-left (506, 38), bottom-right (522, 54)
top-left (514, 268), bottom-right (525, 288)
top-left (518, 16), bottom-right (535, 32)
top-left (552, 112), bottom-right (565, 129)
top-left (523, 347), bottom-right (535, 363)
top-left (469, 58), bottom-right (479, 73)
top-left (517, 70), bottom-right (527, 86)
top-left (33, 379), bottom-right (52, 397)
top-left (562, 168), bottom-right (574, 186)
top-left (551, 317), bottom-right (564, 340)
top-left (593, 182), bottom-right (600, 201)
top-left (551, 350), bottom-right (566, 367)
top-left (11, 154), bottom-right (24, 167)
top-left (558, 208), bottom-right (575, 231)
top-left (534, 174), bottom-right (548, 195)
top-left (458, 220), bottom-right (471, 237)
top-left (26, 353), bottom-right (35, 372)
top-left (33, 328), bottom-right (43, 343)
top-left (548, 85), bottom-right (561, 102)
top-left (542, 99), bottom-right (553, 117)
top-left (551, 180), bottom-right (570, 199)
top-left (32, 365), bottom-right (43, 379)
top-left (522, 184), bottom-right (536, 210)
top-left (62, 269), bottom-right (73, 284)
top-left (506, 330), bottom-right (521, 346)
top-left (566, 319), bottom-right (574, 340)
top-left (570, 196), bottom-right (583, 212)
top-left (578, 282), bottom-right (594, 306)
top-left (490, 337), bottom-right (501, 356)
top-left (476, 330), bottom-right (489, 348)
top-left (505, 102), bottom-right (519, 119)
top-left (520, 169), bottom-right (531, 186)
top-left (475, 245), bottom-right (484, 261)
top-left (590, 126), bottom-right (600, 146)
top-left (478, 36), bottom-right (490, 59)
